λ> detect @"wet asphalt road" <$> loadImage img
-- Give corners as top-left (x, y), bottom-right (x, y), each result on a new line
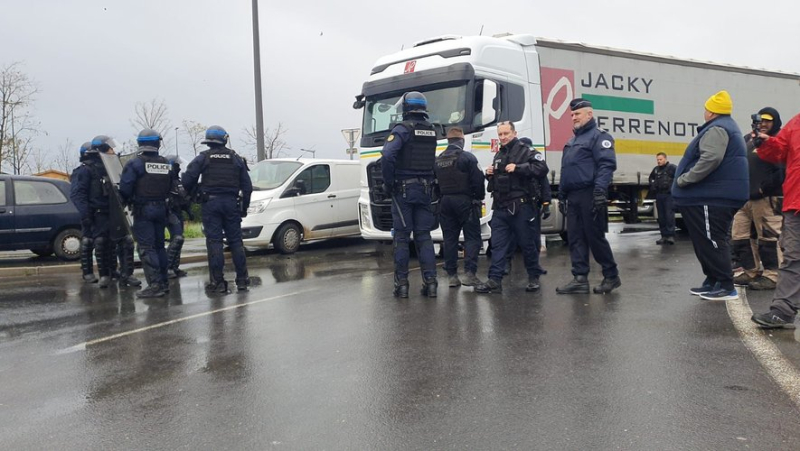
top-left (1, 225), bottom-right (799, 450)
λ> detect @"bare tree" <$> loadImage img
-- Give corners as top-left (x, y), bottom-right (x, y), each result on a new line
top-left (129, 98), bottom-right (172, 152)
top-left (182, 119), bottom-right (206, 157)
top-left (0, 61), bottom-right (40, 173)
top-left (241, 122), bottom-right (289, 161)
top-left (29, 146), bottom-right (49, 174)
top-left (54, 138), bottom-right (78, 174)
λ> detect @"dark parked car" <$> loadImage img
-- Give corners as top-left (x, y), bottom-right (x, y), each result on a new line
top-left (0, 175), bottom-right (82, 260)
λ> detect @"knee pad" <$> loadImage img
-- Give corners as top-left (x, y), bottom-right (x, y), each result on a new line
top-left (81, 236), bottom-right (94, 248)
top-left (394, 231), bottom-right (410, 243)
top-left (413, 231), bottom-right (432, 243)
top-left (172, 234), bottom-right (185, 246)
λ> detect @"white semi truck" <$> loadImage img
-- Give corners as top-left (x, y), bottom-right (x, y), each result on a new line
top-left (353, 33), bottom-right (800, 241)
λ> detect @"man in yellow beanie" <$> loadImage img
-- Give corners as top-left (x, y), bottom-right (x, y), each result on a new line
top-left (671, 90), bottom-right (749, 301)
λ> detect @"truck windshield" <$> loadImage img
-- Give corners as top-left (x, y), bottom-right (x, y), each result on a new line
top-left (249, 160), bottom-right (303, 190)
top-left (362, 84), bottom-right (468, 136)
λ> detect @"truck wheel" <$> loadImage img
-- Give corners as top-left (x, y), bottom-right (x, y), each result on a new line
top-left (274, 223), bottom-right (302, 254)
top-left (31, 248), bottom-right (53, 257)
top-left (53, 228), bottom-right (82, 261)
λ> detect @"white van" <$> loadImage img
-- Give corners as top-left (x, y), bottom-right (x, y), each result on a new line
top-left (242, 158), bottom-right (361, 254)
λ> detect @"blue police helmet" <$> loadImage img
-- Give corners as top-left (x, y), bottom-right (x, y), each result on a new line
top-left (79, 141), bottom-right (92, 155)
top-left (90, 135), bottom-right (118, 154)
top-left (202, 125), bottom-right (229, 146)
top-left (137, 128), bottom-right (163, 149)
top-left (402, 91), bottom-right (428, 115)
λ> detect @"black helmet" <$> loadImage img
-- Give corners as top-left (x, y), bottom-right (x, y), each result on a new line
top-left (202, 125), bottom-right (229, 146)
top-left (89, 135), bottom-right (118, 154)
top-left (137, 128), bottom-right (163, 149)
top-left (402, 91), bottom-right (428, 116)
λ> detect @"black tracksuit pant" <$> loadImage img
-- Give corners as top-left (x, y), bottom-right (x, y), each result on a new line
top-left (679, 205), bottom-right (738, 291)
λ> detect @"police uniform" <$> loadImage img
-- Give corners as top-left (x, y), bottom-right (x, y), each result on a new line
top-left (475, 136), bottom-right (548, 294)
top-left (381, 98), bottom-right (438, 298)
top-left (119, 137), bottom-right (172, 298)
top-left (70, 143), bottom-right (98, 283)
top-left (556, 98), bottom-right (620, 294)
top-left (182, 126), bottom-right (253, 293)
top-left (69, 143), bottom-right (115, 287)
top-left (166, 159), bottom-right (191, 278)
top-left (434, 137), bottom-right (486, 286)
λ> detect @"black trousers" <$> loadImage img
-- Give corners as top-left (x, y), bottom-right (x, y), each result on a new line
top-left (679, 204), bottom-right (737, 291)
top-left (656, 193), bottom-right (676, 237)
top-left (566, 188), bottom-right (618, 278)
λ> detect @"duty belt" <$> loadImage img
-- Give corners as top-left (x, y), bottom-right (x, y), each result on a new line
top-left (398, 177), bottom-right (432, 186)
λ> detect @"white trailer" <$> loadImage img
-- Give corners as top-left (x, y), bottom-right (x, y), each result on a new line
top-left (354, 33), bottom-right (800, 241)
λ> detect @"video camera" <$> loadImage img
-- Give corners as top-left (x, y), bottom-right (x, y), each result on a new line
top-left (751, 113), bottom-right (764, 147)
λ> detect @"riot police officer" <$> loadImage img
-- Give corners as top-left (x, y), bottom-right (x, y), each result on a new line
top-left (556, 98), bottom-right (621, 294)
top-left (119, 129), bottom-right (172, 298)
top-left (474, 121), bottom-right (549, 294)
top-left (164, 155), bottom-right (191, 278)
top-left (182, 126), bottom-right (252, 293)
top-left (434, 126), bottom-right (485, 288)
top-left (381, 91), bottom-right (438, 298)
top-left (70, 141), bottom-right (97, 283)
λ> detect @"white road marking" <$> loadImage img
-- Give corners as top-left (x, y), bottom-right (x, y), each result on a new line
top-left (57, 289), bottom-right (318, 354)
top-left (727, 290), bottom-right (800, 408)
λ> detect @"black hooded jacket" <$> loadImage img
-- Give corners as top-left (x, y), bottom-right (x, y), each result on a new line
top-left (746, 107), bottom-right (784, 199)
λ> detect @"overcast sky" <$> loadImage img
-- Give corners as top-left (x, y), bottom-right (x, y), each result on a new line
top-left (3, 0), bottom-right (800, 166)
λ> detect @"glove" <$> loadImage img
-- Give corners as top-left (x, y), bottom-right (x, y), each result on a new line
top-left (541, 204), bottom-right (551, 220)
top-left (558, 200), bottom-right (567, 216)
top-left (593, 190), bottom-right (608, 212)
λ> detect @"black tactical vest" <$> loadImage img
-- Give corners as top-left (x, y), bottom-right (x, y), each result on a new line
top-left (135, 153), bottom-right (171, 199)
top-left (201, 147), bottom-right (239, 189)
top-left (87, 158), bottom-right (107, 201)
top-left (395, 120), bottom-right (437, 172)
top-left (435, 149), bottom-right (471, 196)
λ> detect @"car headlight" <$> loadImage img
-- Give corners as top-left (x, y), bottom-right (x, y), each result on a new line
top-left (247, 198), bottom-right (271, 215)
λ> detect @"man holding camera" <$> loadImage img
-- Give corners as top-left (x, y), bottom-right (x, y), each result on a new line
top-left (474, 121), bottom-right (548, 294)
top-left (731, 108), bottom-right (784, 290)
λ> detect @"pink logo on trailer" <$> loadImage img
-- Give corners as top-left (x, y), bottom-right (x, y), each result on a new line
top-left (404, 61), bottom-right (417, 74)
top-left (541, 67), bottom-right (575, 152)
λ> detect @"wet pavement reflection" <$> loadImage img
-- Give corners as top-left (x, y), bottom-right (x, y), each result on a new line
top-left (1, 230), bottom-right (800, 449)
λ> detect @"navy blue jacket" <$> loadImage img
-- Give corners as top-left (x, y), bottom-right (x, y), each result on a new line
top-left (69, 156), bottom-right (109, 217)
top-left (182, 148), bottom-right (253, 199)
top-left (672, 115), bottom-right (748, 208)
top-left (435, 141), bottom-right (486, 201)
top-left (381, 114), bottom-right (435, 185)
top-left (559, 118), bottom-right (617, 195)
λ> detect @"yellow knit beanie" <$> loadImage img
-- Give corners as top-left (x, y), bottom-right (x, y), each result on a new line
top-left (704, 90), bottom-right (733, 115)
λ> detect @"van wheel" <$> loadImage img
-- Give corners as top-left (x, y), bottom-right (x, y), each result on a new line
top-left (53, 228), bottom-right (82, 261)
top-left (274, 223), bottom-right (302, 254)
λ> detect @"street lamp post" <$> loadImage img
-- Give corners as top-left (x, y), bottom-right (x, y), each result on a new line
top-left (174, 127), bottom-right (179, 158)
top-left (252, 0), bottom-right (266, 161)
top-left (299, 148), bottom-right (316, 158)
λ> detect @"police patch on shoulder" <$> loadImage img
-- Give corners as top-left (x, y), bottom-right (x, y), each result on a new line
top-left (601, 140), bottom-right (612, 149)
top-left (387, 134), bottom-right (395, 142)
top-left (534, 153), bottom-right (544, 161)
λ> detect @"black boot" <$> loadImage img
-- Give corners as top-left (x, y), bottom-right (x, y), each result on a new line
top-left (593, 276), bottom-right (622, 294)
top-left (137, 284), bottom-right (166, 299)
top-left (526, 276), bottom-right (540, 292)
top-left (393, 279), bottom-right (409, 298)
top-left (236, 277), bottom-right (251, 292)
top-left (556, 275), bottom-right (589, 294)
top-left (474, 278), bottom-right (503, 294)
top-left (421, 277), bottom-right (438, 298)
top-left (206, 279), bottom-right (229, 294)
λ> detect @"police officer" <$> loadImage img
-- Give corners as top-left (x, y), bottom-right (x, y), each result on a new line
top-left (182, 126), bottom-right (252, 293)
top-left (434, 126), bottom-right (486, 288)
top-left (164, 155), bottom-right (191, 278)
top-left (382, 92), bottom-right (438, 298)
top-left (474, 121), bottom-right (549, 294)
top-left (503, 137), bottom-right (552, 275)
top-left (556, 98), bottom-right (621, 294)
top-left (119, 129), bottom-right (172, 298)
top-left (70, 135), bottom-right (118, 288)
top-left (70, 141), bottom-right (97, 283)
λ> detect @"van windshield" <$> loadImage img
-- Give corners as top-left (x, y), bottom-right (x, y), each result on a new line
top-left (249, 160), bottom-right (303, 190)
top-left (362, 83), bottom-right (468, 136)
